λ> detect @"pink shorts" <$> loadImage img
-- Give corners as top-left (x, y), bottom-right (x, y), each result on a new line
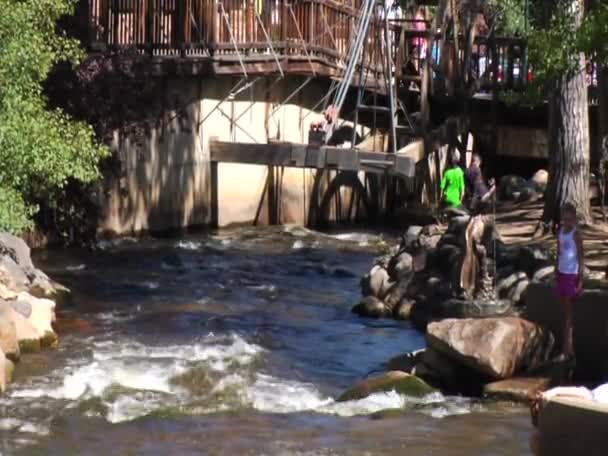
top-left (557, 272), bottom-right (580, 298)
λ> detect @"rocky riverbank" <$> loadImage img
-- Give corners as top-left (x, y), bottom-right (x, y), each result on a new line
top-left (348, 212), bottom-right (570, 401)
top-left (354, 212), bottom-right (555, 326)
top-left (0, 233), bottom-right (67, 392)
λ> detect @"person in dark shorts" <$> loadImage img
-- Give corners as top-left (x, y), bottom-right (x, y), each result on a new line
top-left (555, 202), bottom-right (584, 365)
top-left (465, 153), bottom-right (495, 213)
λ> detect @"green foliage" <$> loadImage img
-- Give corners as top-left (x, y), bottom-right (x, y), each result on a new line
top-left (578, 4), bottom-right (608, 64)
top-left (0, 0), bottom-right (108, 234)
top-left (488, 0), bottom-right (529, 36)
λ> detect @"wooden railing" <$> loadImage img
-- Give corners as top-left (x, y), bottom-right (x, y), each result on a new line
top-left (84, 1), bottom-right (597, 94)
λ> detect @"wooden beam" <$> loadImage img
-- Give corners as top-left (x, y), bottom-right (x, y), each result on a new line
top-left (209, 139), bottom-right (416, 178)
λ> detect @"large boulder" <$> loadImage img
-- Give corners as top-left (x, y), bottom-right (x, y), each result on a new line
top-left (427, 317), bottom-right (555, 379)
top-left (531, 169), bottom-right (548, 192)
top-left (0, 315), bottom-right (19, 362)
top-left (388, 252), bottom-right (413, 281)
top-left (0, 294), bottom-right (57, 353)
top-left (0, 233), bottom-right (34, 270)
top-left (368, 265), bottom-right (392, 299)
top-left (337, 371), bottom-right (436, 402)
top-left (0, 349), bottom-right (14, 393)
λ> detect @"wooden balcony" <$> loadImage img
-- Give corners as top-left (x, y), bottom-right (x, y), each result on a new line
top-left (83, 1), bottom-right (598, 95)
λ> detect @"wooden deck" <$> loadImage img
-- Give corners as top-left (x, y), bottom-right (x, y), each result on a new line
top-left (81, 0), bottom-right (597, 94)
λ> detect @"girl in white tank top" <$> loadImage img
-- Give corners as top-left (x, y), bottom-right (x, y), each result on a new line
top-left (558, 227), bottom-right (579, 274)
top-left (555, 203), bottom-right (584, 364)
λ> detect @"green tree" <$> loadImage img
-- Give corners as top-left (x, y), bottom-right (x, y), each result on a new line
top-left (0, 0), bottom-right (108, 234)
top-left (527, 0), bottom-right (591, 227)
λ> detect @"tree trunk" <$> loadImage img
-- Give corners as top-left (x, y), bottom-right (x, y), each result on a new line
top-left (542, 1), bottom-right (591, 226)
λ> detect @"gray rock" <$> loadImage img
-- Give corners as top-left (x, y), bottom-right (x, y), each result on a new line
top-left (532, 266), bottom-right (555, 283)
top-left (531, 170), bottom-right (548, 192)
top-left (422, 224), bottom-right (441, 237)
top-left (351, 296), bottom-right (391, 319)
top-left (10, 299), bottom-right (32, 318)
top-left (404, 225), bottom-right (423, 247)
top-left (497, 272), bottom-right (527, 297)
top-left (508, 279), bottom-right (530, 305)
top-left (427, 317), bottom-right (555, 379)
top-left (393, 299), bottom-right (414, 320)
top-left (384, 277), bottom-right (412, 311)
top-left (0, 233), bottom-right (34, 270)
top-left (369, 265), bottom-right (391, 298)
top-left (388, 252), bottom-right (413, 280)
top-left (0, 256), bottom-right (29, 292)
top-left (419, 234), bottom-right (442, 251)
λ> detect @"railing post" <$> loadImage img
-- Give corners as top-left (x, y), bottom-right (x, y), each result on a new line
top-left (146, 0), bottom-right (154, 55)
top-left (176, 0), bottom-right (186, 56)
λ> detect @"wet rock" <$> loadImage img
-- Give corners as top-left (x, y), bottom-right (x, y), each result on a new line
top-left (369, 265), bottom-right (392, 298)
top-left (388, 252), bottom-right (413, 280)
top-left (419, 234), bottom-right (442, 251)
top-left (386, 349), bottom-right (425, 373)
top-left (484, 376), bottom-right (551, 403)
top-left (384, 277), bottom-right (412, 312)
top-left (337, 371), bottom-right (436, 402)
top-left (393, 299), bottom-right (414, 320)
top-left (427, 317), bottom-right (555, 379)
top-left (410, 301), bottom-right (431, 331)
top-left (0, 316), bottom-right (19, 362)
top-left (404, 226), bottom-right (423, 247)
top-left (417, 347), bottom-right (486, 395)
top-left (352, 296), bottom-right (391, 318)
top-left (532, 266), bottom-right (555, 283)
top-left (422, 224), bottom-right (441, 237)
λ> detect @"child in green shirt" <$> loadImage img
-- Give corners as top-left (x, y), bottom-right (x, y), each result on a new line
top-left (441, 151), bottom-right (465, 207)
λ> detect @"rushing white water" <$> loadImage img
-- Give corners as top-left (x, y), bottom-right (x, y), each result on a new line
top-left (5, 330), bottom-right (473, 427)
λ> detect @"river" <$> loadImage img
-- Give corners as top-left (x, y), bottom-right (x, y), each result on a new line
top-left (1, 226), bottom-right (532, 455)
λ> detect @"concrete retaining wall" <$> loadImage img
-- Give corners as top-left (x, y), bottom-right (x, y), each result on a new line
top-left (97, 76), bottom-right (365, 236)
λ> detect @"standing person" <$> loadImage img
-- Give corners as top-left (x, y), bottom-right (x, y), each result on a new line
top-left (555, 202), bottom-right (584, 365)
top-left (440, 150), bottom-right (465, 208)
top-left (465, 153), bottom-right (495, 213)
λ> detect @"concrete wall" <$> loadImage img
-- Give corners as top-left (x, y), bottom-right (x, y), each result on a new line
top-left (97, 76), bottom-right (365, 236)
top-left (526, 283), bottom-right (608, 382)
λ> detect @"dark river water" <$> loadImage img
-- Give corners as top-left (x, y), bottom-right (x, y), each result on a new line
top-left (1, 226), bottom-right (531, 455)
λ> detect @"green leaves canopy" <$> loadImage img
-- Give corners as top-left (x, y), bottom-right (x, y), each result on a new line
top-left (0, 0), bottom-right (108, 234)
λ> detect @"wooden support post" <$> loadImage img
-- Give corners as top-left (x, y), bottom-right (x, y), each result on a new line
top-left (267, 166), bottom-right (278, 225)
top-left (210, 160), bottom-right (219, 228)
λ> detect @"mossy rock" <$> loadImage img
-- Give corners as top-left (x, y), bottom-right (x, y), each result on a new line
top-left (18, 338), bottom-right (41, 354)
top-left (370, 408), bottom-right (407, 420)
top-left (40, 331), bottom-right (58, 348)
top-left (337, 371), bottom-right (437, 402)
